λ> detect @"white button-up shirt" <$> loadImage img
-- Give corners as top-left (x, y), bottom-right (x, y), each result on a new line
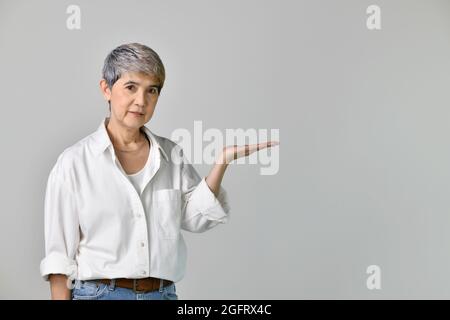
top-left (40, 117), bottom-right (231, 283)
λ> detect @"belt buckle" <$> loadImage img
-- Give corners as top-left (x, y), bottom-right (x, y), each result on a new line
top-left (132, 279), bottom-right (146, 294)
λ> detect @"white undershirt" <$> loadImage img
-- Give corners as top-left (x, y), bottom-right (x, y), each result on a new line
top-left (126, 136), bottom-right (151, 196)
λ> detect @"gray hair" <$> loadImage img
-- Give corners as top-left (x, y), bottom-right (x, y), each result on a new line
top-left (102, 42), bottom-right (166, 94)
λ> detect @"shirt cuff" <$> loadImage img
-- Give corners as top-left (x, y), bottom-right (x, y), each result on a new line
top-left (188, 177), bottom-right (231, 222)
top-left (40, 252), bottom-right (78, 281)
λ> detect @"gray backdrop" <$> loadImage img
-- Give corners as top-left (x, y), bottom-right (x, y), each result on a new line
top-left (1, 0), bottom-right (450, 299)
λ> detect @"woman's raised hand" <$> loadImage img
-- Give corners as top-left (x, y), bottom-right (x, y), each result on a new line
top-left (218, 141), bottom-right (279, 165)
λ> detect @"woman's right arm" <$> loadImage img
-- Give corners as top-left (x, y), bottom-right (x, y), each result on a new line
top-left (40, 161), bottom-right (80, 299)
top-left (49, 274), bottom-right (71, 300)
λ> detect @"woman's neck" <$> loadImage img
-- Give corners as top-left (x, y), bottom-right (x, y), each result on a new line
top-left (105, 117), bottom-right (146, 152)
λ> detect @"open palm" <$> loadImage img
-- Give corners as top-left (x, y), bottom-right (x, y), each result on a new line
top-left (219, 141), bottom-right (279, 164)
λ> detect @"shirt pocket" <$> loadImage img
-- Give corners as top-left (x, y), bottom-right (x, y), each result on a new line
top-left (152, 189), bottom-right (182, 239)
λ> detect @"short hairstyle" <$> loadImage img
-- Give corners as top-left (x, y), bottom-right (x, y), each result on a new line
top-left (102, 43), bottom-right (166, 110)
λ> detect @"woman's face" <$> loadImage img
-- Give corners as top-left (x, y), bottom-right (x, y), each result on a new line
top-left (100, 71), bottom-right (160, 130)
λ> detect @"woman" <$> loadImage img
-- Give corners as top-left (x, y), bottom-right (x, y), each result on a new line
top-left (40, 43), bottom-right (278, 300)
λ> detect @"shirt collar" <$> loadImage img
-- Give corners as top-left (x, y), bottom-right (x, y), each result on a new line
top-left (92, 117), bottom-right (169, 161)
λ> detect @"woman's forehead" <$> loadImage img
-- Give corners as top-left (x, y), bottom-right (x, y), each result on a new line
top-left (119, 71), bottom-right (158, 85)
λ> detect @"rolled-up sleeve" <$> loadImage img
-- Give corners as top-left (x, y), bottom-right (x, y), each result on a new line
top-left (40, 163), bottom-right (80, 281)
top-left (180, 153), bottom-right (231, 233)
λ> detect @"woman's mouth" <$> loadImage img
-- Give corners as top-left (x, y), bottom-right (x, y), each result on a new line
top-left (129, 111), bottom-right (143, 116)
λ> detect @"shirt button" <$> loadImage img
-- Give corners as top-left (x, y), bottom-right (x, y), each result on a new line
top-left (140, 242), bottom-right (145, 247)
top-left (142, 270), bottom-right (146, 275)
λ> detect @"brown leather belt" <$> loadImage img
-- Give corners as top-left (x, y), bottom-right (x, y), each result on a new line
top-left (97, 277), bottom-right (173, 293)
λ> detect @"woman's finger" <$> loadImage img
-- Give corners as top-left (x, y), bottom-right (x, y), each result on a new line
top-left (253, 141), bottom-right (279, 152)
top-left (224, 141), bottom-right (279, 162)
top-left (240, 141), bottom-right (279, 157)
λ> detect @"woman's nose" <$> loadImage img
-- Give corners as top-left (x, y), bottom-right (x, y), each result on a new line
top-left (134, 91), bottom-right (146, 106)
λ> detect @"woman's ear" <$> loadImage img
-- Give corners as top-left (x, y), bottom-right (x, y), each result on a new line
top-left (99, 79), bottom-right (112, 102)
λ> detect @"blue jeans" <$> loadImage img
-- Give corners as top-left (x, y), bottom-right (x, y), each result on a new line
top-left (72, 279), bottom-right (178, 300)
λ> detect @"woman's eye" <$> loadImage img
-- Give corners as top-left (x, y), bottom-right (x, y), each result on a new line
top-left (149, 88), bottom-right (158, 94)
top-left (126, 85), bottom-right (134, 90)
